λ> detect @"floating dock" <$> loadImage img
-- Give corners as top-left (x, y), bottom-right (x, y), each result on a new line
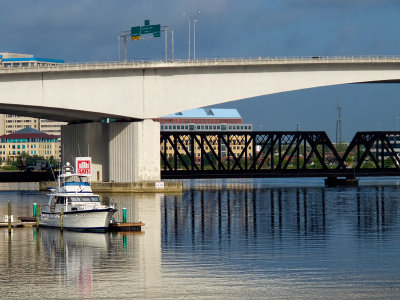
top-left (1, 217), bottom-right (144, 232)
top-left (0, 221), bottom-right (36, 228)
top-left (108, 222), bottom-right (145, 232)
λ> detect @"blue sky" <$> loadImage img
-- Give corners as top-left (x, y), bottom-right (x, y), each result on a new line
top-left (1, 0), bottom-right (400, 141)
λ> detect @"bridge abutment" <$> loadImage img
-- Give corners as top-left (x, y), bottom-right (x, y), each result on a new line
top-left (62, 120), bottom-right (161, 184)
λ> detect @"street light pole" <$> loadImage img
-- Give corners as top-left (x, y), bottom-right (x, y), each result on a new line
top-left (193, 11), bottom-right (200, 60)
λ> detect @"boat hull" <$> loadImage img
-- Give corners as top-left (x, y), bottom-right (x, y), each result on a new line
top-left (40, 209), bottom-right (116, 232)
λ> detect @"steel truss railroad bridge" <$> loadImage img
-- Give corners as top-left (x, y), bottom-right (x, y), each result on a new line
top-left (161, 131), bottom-right (400, 179)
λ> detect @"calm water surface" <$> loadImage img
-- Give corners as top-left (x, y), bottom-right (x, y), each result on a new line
top-left (1, 178), bottom-right (400, 299)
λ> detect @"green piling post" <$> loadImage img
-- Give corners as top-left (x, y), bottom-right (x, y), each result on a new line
top-left (33, 203), bottom-right (37, 218)
top-left (8, 201), bottom-right (11, 234)
top-left (60, 208), bottom-right (64, 231)
top-left (122, 207), bottom-right (127, 223)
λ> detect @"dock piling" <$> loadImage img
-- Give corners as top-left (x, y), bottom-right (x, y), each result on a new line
top-left (8, 201), bottom-right (11, 234)
top-left (36, 205), bottom-right (40, 229)
top-left (122, 207), bottom-right (127, 223)
top-left (60, 208), bottom-right (64, 231)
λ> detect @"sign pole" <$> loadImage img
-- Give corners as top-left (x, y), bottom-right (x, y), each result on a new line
top-left (118, 34), bottom-right (121, 61)
top-left (165, 29), bottom-right (168, 61)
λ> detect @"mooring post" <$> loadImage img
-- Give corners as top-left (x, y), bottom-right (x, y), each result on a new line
top-left (36, 205), bottom-right (40, 230)
top-left (33, 203), bottom-right (37, 218)
top-left (8, 201), bottom-right (11, 234)
top-left (60, 208), bottom-right (64, 231)
top-left (122, 207), bottom-right (127, 223)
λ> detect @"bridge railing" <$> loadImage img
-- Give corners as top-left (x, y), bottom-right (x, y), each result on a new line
top-left (160, 131), bottom-right (400, 178)
top-left (2, 55), bottom-right (400, 73)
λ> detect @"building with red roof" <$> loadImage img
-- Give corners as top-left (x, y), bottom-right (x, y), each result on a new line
top-left (0, 127), bottom-right (60, 162)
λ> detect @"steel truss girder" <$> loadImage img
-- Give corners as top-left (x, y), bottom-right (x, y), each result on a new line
top-left (160, 131), bottom-right (400, 178)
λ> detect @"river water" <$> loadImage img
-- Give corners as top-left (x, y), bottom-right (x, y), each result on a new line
top-left (1, 178), bottom-right (400, 299)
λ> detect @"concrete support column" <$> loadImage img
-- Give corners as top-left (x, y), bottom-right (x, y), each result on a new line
top-left (61, 120), bottom-right (160, 183)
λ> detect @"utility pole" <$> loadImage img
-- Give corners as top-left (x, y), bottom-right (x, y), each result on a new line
top-left (336, 100), bottom-right (343, 145)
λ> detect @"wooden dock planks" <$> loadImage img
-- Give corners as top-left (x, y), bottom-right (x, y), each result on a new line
top-left (0, 222), bottom-right (36, 228)
top-left (108, 222), bottom-right (145, 232)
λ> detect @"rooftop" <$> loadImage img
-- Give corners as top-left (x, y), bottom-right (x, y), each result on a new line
top-left (161, 108), bottom-right (242, 119)
top-left (0, 127), bottom-right (59, 140)
top-left (0, 52), bottom-right (64, 64)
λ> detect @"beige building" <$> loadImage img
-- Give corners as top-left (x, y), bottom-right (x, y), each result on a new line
top-left (0, 114), bottom-right (66, 136)
top-left (0, 127), bottom-right (60, 162)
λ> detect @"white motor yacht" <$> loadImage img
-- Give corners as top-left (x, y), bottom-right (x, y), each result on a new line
top-left (40, 162), bottom-right (116, 232)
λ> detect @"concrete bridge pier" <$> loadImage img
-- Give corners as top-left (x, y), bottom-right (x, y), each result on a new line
top-left (61, 120), bottom-right (181, 192)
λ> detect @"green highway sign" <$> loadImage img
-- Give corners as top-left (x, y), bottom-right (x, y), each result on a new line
top-left (131, 26), bottom-right (141, 37)
top-left (130, 23), bottom-right (161, 40)
top-left (141, 24), bottom-right (161, 35)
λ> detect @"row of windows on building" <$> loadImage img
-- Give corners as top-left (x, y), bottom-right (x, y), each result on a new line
top-left (0, 150), bottom-right (53, 155)
top-left (0, 144), bottom-right (54, 149)
top-left (161, 145), bottom-right (252, 151)
top-left (161, 124), bottom-right (253, 131)
top-left (0, 138), bottom-right (58, 143)
top-left (6, 119), bottom-right (37, 123)
top-left (156, 118), bottom-right (242, 124)
top-left (1, 62), bottom-right (57, 68)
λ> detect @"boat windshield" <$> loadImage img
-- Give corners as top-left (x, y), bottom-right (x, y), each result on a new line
top-left (69, 196), bottom-right (99, 202)
top-left (62, 175), bottom-right (89, 185)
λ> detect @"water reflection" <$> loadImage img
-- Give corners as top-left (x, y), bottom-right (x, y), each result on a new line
top-left (39, 229), bottom-right (108, 298)
top-left (1, 184), bottom-right (400, 298)
top-left (0, 193), bottom-right (163, 299)
top-left (162, 186), bottom-right (399, 249)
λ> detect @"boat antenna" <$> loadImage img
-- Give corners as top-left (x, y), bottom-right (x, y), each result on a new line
top-left (50, 164), bottom-right (57, 182)
top-left (61, 139), bottom-right (64, 166)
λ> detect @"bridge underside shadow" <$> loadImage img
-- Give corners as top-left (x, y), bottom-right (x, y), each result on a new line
top-left (161, 131), bottom-right (400, 179)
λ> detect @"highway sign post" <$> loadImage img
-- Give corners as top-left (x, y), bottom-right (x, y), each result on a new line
top-left (119, 20), bottom-right (174, 62)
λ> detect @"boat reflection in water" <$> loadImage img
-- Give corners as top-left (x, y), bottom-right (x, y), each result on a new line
top-left (39, 228), bottom-right (109, 298)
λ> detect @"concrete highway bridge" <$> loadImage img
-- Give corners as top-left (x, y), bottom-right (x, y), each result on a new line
top-left (1, 56), bottom-right (400, 183)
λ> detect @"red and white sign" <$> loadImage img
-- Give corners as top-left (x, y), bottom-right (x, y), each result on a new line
top-left (76, 157), bottom-right (92, 176)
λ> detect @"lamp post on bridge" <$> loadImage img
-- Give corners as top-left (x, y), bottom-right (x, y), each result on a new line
top-left (193, 11), bottom-right (200, 60)
top-left (183, 11), bottom-right (200, 61)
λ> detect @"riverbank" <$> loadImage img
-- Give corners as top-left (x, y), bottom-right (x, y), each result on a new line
top-left (0, 181), bottom-right (182, 193)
